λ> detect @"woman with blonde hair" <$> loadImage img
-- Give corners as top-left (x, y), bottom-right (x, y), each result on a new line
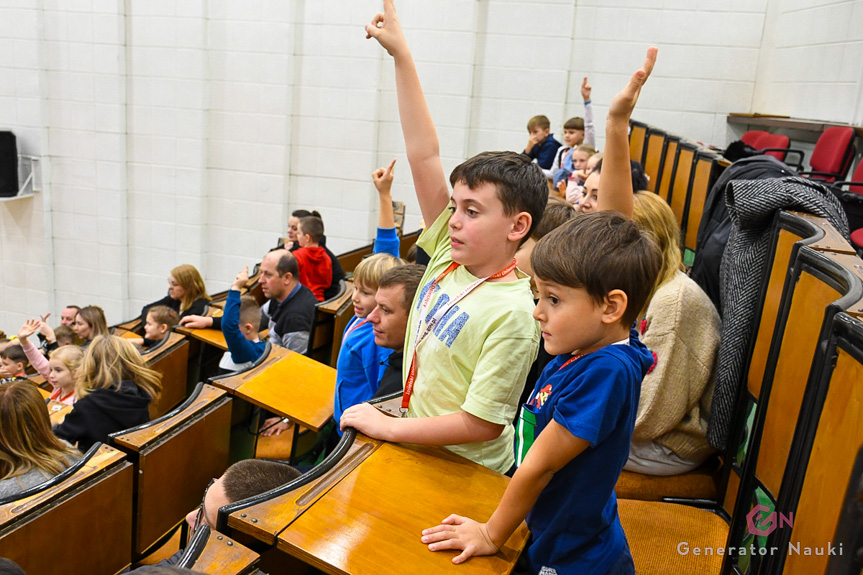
top-left (141, 263), bottom-right (211, 323)
top-left (626, 191), bottom-right (721, 476)
top-left (53, 335), bottom-right (162, 451)
top-left (0, 381), bottom-right (81, 498)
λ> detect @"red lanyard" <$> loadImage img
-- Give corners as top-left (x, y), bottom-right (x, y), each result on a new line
top-left (557, 353), bottom-right (585, 372)
top-left (345, 317), bottom-right (368, 338)
top-left (51, 388), bottom-right (74, 403)
top-left (401, 259), bottom-right (517, 413)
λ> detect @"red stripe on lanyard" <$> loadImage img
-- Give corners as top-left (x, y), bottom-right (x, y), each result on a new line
top-left (401, 259), bottom-right (517, 413)
top-left (345, 317), bottom-right (368, 338)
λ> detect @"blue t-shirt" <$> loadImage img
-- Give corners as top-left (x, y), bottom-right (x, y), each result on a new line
top-left (519, 329), bottom-right (652, 575)
top-left (333, 316), bottom-right (393, 433)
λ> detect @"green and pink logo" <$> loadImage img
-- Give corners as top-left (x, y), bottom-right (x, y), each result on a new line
top-left (746, 505), bottom-right (794, 537)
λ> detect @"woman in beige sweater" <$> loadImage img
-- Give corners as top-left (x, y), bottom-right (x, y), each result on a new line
top-left (625, 191), bottom-right (721, 475)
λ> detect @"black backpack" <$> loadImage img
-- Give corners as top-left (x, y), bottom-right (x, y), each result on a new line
top-left (691, 155), bottom-right (797, 315)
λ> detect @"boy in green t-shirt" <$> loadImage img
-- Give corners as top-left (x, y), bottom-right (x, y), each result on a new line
top-left (339, 0), bottom-right (547, 474)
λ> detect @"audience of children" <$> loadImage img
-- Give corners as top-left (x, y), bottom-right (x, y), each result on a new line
top-left (141, 264), bottom-right (211, 323)
top-left (341, 3), bottom-right (546, 479)
top-left (0, 344), bottom-right (28, 379)
top-left (524, 115), bottom-right (562, 179)
top-left (293, 216), bottom-right (334, 301)
top-left (219, 267), bottom-right (267, 373)
top-left (18, 319), bottom-right (83, 405)
top-left (53, 335), bottom-right (162, 451)
top-left (0, 381), bottom-right (81, 498)
top-left (625, 191), bottom-right (720, 475)
top-left (72, 305), bottom-right (108, 350)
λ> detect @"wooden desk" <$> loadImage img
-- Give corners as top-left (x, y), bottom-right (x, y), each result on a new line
top-left (211, 346), bottom-right (335, 432)
top-left (239, 438), bottom-right (528, 575)
top-left (187, 531), bottom-right (260, 574)
top-left (48, 400), bottom-right (73, 426)
top-left (176, 327), bottom-right (229, 351)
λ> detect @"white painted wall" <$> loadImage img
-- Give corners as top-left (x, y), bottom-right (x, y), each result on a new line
top-left (0, 0), bottom-right (861, 329)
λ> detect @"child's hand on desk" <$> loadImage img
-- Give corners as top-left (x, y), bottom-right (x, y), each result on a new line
top-left (422, 515), bottom-right (500, 564)
top-left (339, 402), bottom-right (394, 440)
top-left (179, 315), bottom-right (213, 329)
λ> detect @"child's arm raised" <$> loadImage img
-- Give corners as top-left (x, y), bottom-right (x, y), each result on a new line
top-left (372, 158), bottom-right (402, 258)
top-left (597, 47), bottom-right (657, 219)
top-left (365, 1), bottom-right (450, 226)
top-left (421, 420), bottom-right (590, 563)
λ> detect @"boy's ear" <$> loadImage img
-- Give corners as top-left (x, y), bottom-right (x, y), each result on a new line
top-left (507, 212), bottom-right (532, 243)
top-left (601, 289), bottom-right (628, 325)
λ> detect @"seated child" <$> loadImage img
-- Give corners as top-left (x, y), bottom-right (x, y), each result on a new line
top-left (0, 381), bottom-right (81, 498)
top-left (550, 77), bottom-right (597, 182)
top-left (54, 325), bottom-right (76, 347)
top-left (18, 319), bottom-right (83, 405)
top-left (333, 159), bottom-right (407, 432)
top-left (524, 115), bottom-right (562, 179)
top-left (341, 2), bottom-right (546, 475)
top-left (515, 197), bottom-right (578, 297)
top-left (0, 344), bottom-right (29, 379)
top-left (53, 335), bottom-right (162, 451)
top-left (283, 209), bottom-right (346, 300)
top-left (555, 144), bottom-right (596, 205)
top-left (127, 305), bottom-right (179, 351)
top-left (293, 216), bottom-right (334, 301)
top-left (219, 268), bottom-right (267, 373)
top-left (419, 47), bottom-right (659, 574)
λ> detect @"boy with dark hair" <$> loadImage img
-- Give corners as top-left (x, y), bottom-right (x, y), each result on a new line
top-left (294, 216), bottom-right (334, 302)
top-left (524, 115), bottom-right (561, 179)
top-left (0, 344), bottom-right (29, 378)
top-left (219, 266), bottom-right (267, 373)
top-left (420, 47), bottom-right (659, 575)
top-left (340, 0), bottom-right (546, 475)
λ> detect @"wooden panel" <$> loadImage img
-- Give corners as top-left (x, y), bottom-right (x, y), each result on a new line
top-left (338, 243), bottom-right (374, 276)
top-left (234, 351), bottom-right (336, 431)
top-left (747, 228), bottom-right (800, 398)
top-left (755, 270), bottom-right (841, 495)
top-left (319, 280), bottom-right (353, 315)
top-left (784, 347), bottom-right (863, 575)
top-left (684, 156), bottom-right (714, 250)
top-left (656, 139), bottom-right (678, 202)
top-left (790, 211), bottom-right (857, 255)
top-left (629, 123), bottom-right (647, 164)
top-left (0, 446), bottom-right (133, 575)
top-left (147, 337), bottom-right (190, 419)
top-left (190, 532), bottom-right (260, 575)
top-left (723, 467), bottom-right (741, 517)
top-left (826, 252), bottom-right (863, 317)
top-left (643, 132), bottom-right (665, 192)
top-left (133, 396), bottom-right (232, 555)
top-left (210, 345), bottom-right (292, 392)
top-left (116, 318), bottom-right (142, 332)
top-left (230, 435), bottom-right (382, 544)
top-left (277, 441), bottom-right (529, 575)
top-left (669, 147), bottom-right (695, 227)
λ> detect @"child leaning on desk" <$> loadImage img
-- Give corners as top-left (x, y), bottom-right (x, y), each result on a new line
top-left (420, 49), bottom-right (661, 575)
top-left (340, 0), bottom-right (545, 476)
top-left (333, 158), bottom-right (405, 434)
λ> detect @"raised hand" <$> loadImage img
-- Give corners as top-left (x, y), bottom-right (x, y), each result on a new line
top-left (232, 266), bottom-right (250, 291)
top-left (607, 47), bottom-right (657, 126)
top-left (372, 158), bottom-right (397, 196)
top-left (581, 76), bottom-right (592, 102)
top-left (365, 0), bottom-right (407, 57)
top-left (17, 318), bottom-right (41, 342)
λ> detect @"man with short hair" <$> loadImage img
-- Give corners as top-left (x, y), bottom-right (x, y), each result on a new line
top-left (180, 250), bottom-right (317, 354)
top-left (364, 264), bottom-right (427, 398)
top-left (60, 306), bottom-right (80, 327)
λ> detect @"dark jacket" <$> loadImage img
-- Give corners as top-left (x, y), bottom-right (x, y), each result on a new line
top-left (141, 294), bottom-right (208, 324)
top-left (525, 134), bottom-right (562, 170)
top-left (53, 380), bottom-right (152, 451)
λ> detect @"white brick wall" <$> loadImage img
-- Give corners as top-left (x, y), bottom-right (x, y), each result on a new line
top-left (1, 0), bottom-right (862, 329)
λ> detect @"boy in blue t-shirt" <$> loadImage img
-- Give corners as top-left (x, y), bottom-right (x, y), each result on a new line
top-left (421, 47), bottom-right (660, 575)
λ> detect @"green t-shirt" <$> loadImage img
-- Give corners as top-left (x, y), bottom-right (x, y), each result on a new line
top-left (403, 208), bottom-right (540, 473)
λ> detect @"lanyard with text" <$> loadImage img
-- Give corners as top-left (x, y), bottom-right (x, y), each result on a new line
top-left (401, 259), bottom-right (518, 415)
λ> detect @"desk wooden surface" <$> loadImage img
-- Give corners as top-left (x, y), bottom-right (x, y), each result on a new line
top-left (48, 400), bottom-right (73, 426)
top-left (274, 439), bottom-right (529, 575)
top-left (188, 532), bottom-right (259, 575)
top-left (175, 327), bottom-right (229, 351)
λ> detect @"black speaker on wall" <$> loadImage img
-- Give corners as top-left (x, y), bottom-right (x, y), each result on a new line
top-left (0, 131), bottom-right (19, 198)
